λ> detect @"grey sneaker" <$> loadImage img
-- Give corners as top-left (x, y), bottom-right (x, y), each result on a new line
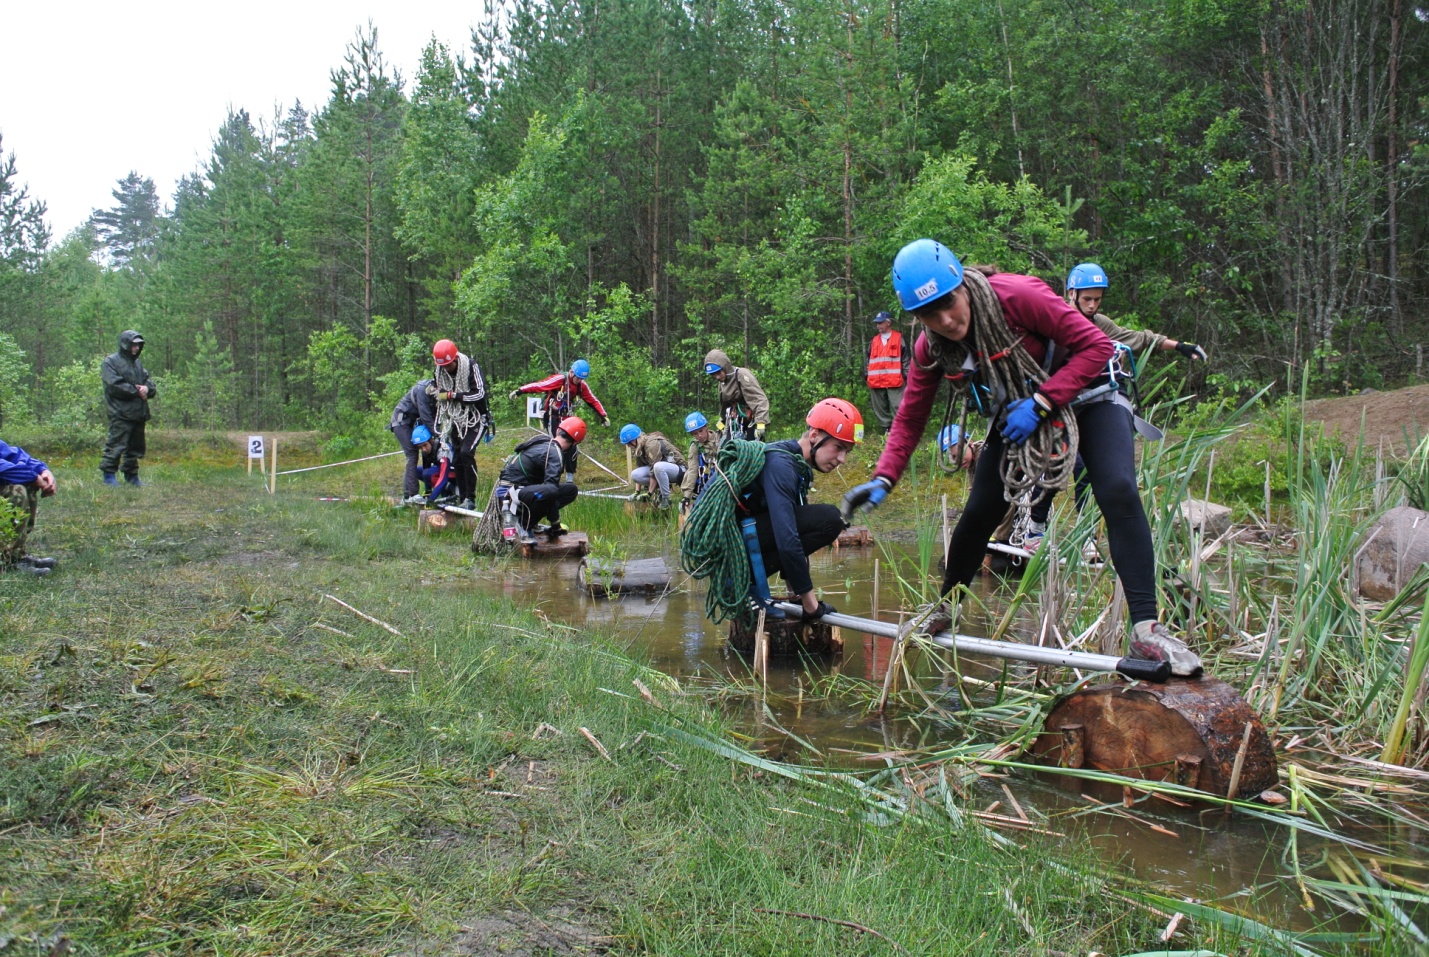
top-left (401, 494), bottom-right (427, 506)
top-left (898, 601), bottom-right (956, 642)
top-left (516, 526), bottom-right (537, 545)
top-left (1130, 620), bottom-right (1202, 677)
top-left (457, 499), bottom-right (476, 512)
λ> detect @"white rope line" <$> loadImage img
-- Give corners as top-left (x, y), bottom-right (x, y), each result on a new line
top-left (276, 450), bottom-right (405, 475)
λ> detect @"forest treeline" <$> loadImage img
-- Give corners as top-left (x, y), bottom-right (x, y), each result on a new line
top-left (0, 0), bottom-right (1425, 442)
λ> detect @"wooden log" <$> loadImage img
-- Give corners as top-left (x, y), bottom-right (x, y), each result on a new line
top-left (578, 557), bottom-right (673, 596)
top-left (1030, 676), bottom-right (1277, 799)
top-left (418, 509), bottom-right (474, 533)
top-left (729, 616), bottom-right (843, 658)
top-left (833, 525), bottom-right (873, 549)
top-left (520, 530), bottom-right (590, 560)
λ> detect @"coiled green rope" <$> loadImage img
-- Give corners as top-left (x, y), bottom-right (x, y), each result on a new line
top-left (679, 438), bottom-right (768, 624)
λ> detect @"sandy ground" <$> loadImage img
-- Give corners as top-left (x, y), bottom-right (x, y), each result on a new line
top-left (1302, 383), bottom-right (1429, 455)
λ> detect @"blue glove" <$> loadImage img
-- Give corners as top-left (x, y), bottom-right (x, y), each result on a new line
top-left (1001, 395), bottom-right (1050, 445)
top-left (841, 477), bottom-right (891, 522)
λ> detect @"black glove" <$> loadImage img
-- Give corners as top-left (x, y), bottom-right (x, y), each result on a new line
top-left (601, 416), bottom-right (610, 427)
top-left (1175, 342), bottom-right (1207, 361)
top-left (802, 600), bottom-right (836, 621)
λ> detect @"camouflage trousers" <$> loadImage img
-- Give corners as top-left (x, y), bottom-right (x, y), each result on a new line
top-left (0, 482), bottom-right (39, 566)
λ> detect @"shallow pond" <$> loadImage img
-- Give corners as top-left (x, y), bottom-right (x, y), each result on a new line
top-left (468, 532), bottom-right (1423, 935)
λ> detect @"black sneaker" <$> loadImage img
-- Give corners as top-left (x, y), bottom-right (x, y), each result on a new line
top-left (545, 523), bottom-right (568, 539)
top-left (19, 556), bottom-right (57, 570)
top-left (6, 562), bottom-right (50, 577)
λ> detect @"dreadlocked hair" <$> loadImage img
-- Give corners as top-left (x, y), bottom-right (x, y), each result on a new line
top-left (920, 266), bottom-right (1079, 504)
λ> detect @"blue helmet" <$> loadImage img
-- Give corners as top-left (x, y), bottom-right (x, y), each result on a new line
top-left (873, 310), bottom-right (893, 325)
top-left (892, 239), bottom-right (965, 311)
top-left (1066, 263), bottom-right (1108, 291)
top-left (411, 423), bottom-right (433, 445)
top-left (937, 424), bottom-right (963, 452)
top-left (570, 358), bottom-right (591, 379)
top-left (619, 424), bottom-right (642, 444)
top-left (703, 362), bottom-right (722, 375)
top-left (684, 411), bottom-right (708, 433)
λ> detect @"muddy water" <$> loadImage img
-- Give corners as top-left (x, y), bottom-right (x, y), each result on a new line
top-left (468, 540), bottom-right (1416, 929)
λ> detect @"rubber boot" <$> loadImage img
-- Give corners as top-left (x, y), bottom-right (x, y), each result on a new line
top-left (102, 472), bottom-right (118, 486)
top-left (125, 474), bottom-right (144, 487)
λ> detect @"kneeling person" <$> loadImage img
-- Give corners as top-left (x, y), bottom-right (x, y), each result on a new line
top-left (621, 424), bottom-right (686, 508)
top-left (746, 398), bottom-right (863, 618)
top-left (498, 416), bottom-right (586, 544)
top-left (1, 438), bottom-right (58, 576)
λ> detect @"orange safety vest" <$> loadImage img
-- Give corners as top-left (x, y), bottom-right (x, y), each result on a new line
top-left (866, 331), bottom-right (905, 388)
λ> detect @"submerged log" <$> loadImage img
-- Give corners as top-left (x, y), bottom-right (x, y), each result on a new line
top-left (728, 615), bottom-right (843, 657)
top-left (833, 525), bottom-right (873, 549)
top-left (521, 531), bottom-right (590, 560)
top-left (1030, 676), bottom-right (1277, 799)
top-left (578, 557), bottom-right (673, 597)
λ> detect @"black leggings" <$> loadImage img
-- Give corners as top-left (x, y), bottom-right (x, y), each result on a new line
top-left (941, 400), bottom-right (1157, 623)
top-left (453, 429), bottom-right (481, 501)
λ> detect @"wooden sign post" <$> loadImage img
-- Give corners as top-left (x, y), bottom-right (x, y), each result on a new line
top-left (269, 437), bottom-right (277, 494)
top-left (247, 435), bottom-right (265, 476)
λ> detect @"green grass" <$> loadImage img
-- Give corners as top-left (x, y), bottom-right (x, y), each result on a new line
top-left (0, 438), bottom-right (1250, 956)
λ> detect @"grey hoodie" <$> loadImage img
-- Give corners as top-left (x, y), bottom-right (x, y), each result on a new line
top-left (102, 330), bottom-right (156, 421)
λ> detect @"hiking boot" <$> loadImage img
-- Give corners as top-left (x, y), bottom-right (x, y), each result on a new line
top-left (125, 475), bottom-right (144, 487)
top-left (898, 601), bottom-right (956, 642)
top-left (19, 556), bottom-right (57, 570)
top-left (656, 494), bottom-right (671, 510)
top-left (545, 523), bottom-right (569, 539)
top-left (102, 472), bottom-right (118, 486)
top-left (1130, 620), bottom-right (1203, 677)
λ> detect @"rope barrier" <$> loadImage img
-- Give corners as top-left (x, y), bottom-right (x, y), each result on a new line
top-left (276, 450), bottom-right (405, 476)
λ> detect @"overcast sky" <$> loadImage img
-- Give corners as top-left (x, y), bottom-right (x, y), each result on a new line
top-left (0, 2), bottom-right (487, 241)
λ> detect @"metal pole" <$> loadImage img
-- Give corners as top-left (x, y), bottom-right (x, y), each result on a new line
top-left (771, 602), bottom-right (1169, 681)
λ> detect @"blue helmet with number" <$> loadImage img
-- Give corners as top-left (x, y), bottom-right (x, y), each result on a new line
top-left (411, 424), bottom-right (433, 445)
top-left (619, 424), bottom-right (642, 444)
top-left (570, 358), bottom-right (591, 379)
top-left (1066, 263), bottom-right (1109, 291)
top-left (937, 424), bottom-right (963, 452)
top-left (892, 239), bottom-right (965, 311)
top-left (684, 412), bottom-right (708, 433)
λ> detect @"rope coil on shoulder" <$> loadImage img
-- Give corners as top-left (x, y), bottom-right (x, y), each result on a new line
top-left (678, 438), bottom-right (767, 624)
top-left (922, 268), bottom-right (1079, 503)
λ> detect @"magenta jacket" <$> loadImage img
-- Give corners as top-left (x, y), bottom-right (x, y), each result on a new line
top-left (874, 272), bottom-right (1114, 486)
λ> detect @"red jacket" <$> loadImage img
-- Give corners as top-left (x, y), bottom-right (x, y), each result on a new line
top-left (516, 372), bottom-right (608, 420)
top-left (875, 272), bottom-right (1113, 485)
top-left (866, 330), bottom-right (905, 388)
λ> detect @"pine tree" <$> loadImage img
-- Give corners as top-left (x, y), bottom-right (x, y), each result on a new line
top-left (89, 171), bottom-right (160, 268)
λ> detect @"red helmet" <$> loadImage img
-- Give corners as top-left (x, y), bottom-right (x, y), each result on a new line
top-left (557, 416), bottom-right (587, 443)
top-left (806, 398), bottom-right (864, 445)
top-left (432, 339), bottom-right (458, 365)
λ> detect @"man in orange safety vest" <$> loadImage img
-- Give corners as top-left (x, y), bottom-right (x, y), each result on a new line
top-left (865, 311), bottom-right (908, 431)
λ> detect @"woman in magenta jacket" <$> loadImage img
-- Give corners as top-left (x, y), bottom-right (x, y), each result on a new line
top-left (842, 239), bottom-right (1200, 676)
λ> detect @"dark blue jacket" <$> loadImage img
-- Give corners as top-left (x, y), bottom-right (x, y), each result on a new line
top-left (0, 439), bottom-right (48, 486)
top-left (743, 439), bottom-right (815, 595)
top-left (389, 379), bottom-right (437, 432)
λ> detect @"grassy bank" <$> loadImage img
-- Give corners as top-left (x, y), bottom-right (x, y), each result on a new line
top-left (0, 440), bottom-right (1253, 956)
